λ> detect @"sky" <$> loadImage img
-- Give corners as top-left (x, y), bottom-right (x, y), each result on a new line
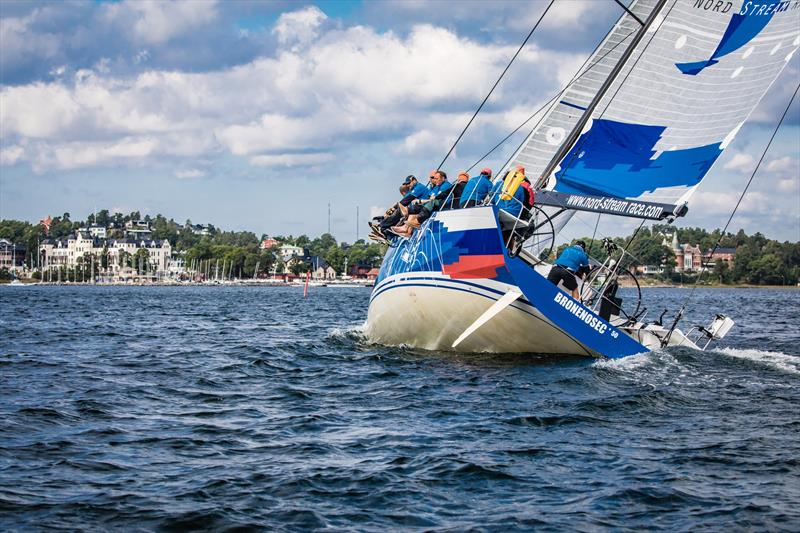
top-left (1, 0), bottom-right (798, 243)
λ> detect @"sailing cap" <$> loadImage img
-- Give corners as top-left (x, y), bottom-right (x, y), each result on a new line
top-left (480, 168), bottom-right (492, 176)
top-left (402, 175), bottom-right (416, 184)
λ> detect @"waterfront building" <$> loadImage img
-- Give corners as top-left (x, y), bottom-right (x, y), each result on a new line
top-left (40, 231), bottom-right (171, 275)
top-left (309, 256), bottom-right (336, 280)
top-left (0, 239), bottom-right (26, 271)
top-left (662, 232), bottom-right (704, 272)
top-left (703, 247), bottom-right (737, 269)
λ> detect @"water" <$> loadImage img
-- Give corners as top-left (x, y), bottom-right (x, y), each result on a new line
top-left (1, 286), bottom-right (798, 531)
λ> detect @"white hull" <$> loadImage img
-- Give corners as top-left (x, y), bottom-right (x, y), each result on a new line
top-left (366, 273), bottom-right (595, 356)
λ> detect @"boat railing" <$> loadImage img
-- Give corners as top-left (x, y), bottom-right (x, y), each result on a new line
top-left (579, 238), bottom-right (643, 324)
top-left (491, 194), bottom-right (555, 264)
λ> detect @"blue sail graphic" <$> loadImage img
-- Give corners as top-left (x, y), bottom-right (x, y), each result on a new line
top-left (554, 118), bottom-right (722, 199)
top-left (676, 1), bottom-right (778, 75)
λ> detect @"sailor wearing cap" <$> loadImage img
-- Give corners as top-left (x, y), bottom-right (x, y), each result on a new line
top-left (460, 168), bottom-right (493, 208)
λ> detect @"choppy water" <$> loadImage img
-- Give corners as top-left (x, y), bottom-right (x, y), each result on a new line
top-left (1, 285), bottom-right (798, 531)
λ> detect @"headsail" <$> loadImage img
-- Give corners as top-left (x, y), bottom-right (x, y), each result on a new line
top-left (544, 0), bottom-right (799, 211)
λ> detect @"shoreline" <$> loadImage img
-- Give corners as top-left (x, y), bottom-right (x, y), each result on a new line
top-left (1, 280), bottom-right (794, 289)
top-left (0, 280), bottom-right (374, 288)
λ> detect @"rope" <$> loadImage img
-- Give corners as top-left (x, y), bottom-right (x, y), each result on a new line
top-left (467, 26), bottom-right (638, 173)
top-left (664, 82), bottom-right (800, 343)
top-left (436, 0), bottom-right (554, 171)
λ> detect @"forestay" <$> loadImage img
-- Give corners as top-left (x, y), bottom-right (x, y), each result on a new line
top-left (547, 0), bottom-right (799, 208)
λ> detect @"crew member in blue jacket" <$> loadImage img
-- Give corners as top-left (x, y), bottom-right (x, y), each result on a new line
top-left (378, 175), bottom-right (431, 234)
top-left (459, 168), bottom-right (493, 207)
top-left (547, 241), bottom-right (590, 299)
top-left (494, 181), bottom-right (526, 218)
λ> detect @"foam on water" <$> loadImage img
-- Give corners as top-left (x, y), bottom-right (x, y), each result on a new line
top-left (715, 347), bottom-right (800, 375)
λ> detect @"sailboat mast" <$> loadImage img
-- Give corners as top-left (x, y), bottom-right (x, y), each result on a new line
top-left (537, 0), bottom-right (667, 188)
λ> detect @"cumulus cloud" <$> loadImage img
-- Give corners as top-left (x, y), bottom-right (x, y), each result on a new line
top-left (766, 155), bottom-right (799, 174)
top-left (1, 20), bottom-right (578, 172)
top-left (38, 137), bottom-right (158, 170)
top-left (100, 0), bottom-right (219, 45)
top-left (272, 6), bottom-right (327, 49)
top-left (723, 152), bottom-right (755, 172)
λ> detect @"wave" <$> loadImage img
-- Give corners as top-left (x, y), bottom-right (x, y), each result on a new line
top-left (715, 347), bottom-right (800, 375)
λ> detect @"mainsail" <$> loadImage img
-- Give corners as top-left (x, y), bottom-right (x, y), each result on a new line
top-left (542, 0), bottom-right (799, 211)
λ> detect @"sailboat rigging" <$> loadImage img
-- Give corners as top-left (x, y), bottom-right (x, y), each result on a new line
top-left (365, 0), bottom-right (799, 358)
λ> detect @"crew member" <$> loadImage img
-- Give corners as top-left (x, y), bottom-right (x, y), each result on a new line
top-left (460, 168), bottom-right (493, 207)
top-left (547, 240), bottom-right (590, 300)
top-left (378, 175), bottom-right (431, 235)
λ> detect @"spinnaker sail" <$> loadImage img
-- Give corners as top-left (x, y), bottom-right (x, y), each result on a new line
top-left (545, 0), bottom-right (799, 209)
top-left (507, 0), bottom-right (663, 187)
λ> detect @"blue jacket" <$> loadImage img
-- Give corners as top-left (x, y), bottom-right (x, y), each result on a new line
top-left (495, 184), bottom-right (526, 217)
top-left (430, 180), bottom-right (453, 200)
top-left (404, 182), bottom-right (431, 200)
top-left (555, 245), bottom-right (590, 272)
top-left (459, 175), bottom-right (492, 206)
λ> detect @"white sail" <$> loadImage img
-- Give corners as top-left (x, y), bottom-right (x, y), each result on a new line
top-left (507, 0), bottom-right (663, 184)
top-left (547, 0), bottom-right (800, 207)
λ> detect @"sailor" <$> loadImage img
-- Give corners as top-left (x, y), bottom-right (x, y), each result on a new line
top-left (519, 171), bottom-right (535, 219)
top-left (377, 175), bottom-right (431, 235)
top-left (547, 240), bottom-right (590, 299)
top-left (391, 170), bottom-right (451, 236)
top-left (459, 168), bottom-right (493, 207)
top-left (442, 171), bottom-right (469, 210)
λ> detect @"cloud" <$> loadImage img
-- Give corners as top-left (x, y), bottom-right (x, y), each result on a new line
top-left (174, 169), bottom-right (207, 179)
top-left (766, 155), bottom-right (799, 174)
top-left (776, 178), bottom-right (798, 192)
top-left (248, 153), bottom-right (334, 168)
top-left (100, 0), bottom-right (219, 45)
top-left (0, 145), bottom-right (24, 166)
top-left (272, 6), bottom-right (327, 49)
top-left (41, 137), bottom-right (158, 170)
top-left (723, 152), bottom-right (755, 172)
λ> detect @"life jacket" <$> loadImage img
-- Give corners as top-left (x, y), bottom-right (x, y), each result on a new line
top-left (520, 178), bottom-right (535, 208)
top-left (500, 170), bottom-right (526, 201)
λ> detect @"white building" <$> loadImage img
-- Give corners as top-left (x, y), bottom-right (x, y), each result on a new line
top-left (40, 231), bottom-right (171, 274)
top-left (124, 220), bottom-right (152, 239)
top-left (279, 244), bottom-right (305, 262)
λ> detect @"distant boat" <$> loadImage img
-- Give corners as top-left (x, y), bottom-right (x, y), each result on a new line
top-left (366, 0), bottom-right (797, 358)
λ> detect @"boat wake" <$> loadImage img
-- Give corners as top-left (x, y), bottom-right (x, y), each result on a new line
top-left (714, 347), bottom-right (800, 375)
top-left (326, 323), bottom-right (369, 345)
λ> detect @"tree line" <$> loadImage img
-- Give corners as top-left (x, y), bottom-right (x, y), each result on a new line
top-left (556, 225), bottom-right (800, 286)
top-left (0, 210), bottom-right (386, 279)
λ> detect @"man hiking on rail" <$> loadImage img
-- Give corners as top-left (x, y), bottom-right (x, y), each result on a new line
top-left (547, 240), bottom-right (590, 300)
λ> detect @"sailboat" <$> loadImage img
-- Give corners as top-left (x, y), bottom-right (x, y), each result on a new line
top-left (365, 0), bottom-right (798, 358)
